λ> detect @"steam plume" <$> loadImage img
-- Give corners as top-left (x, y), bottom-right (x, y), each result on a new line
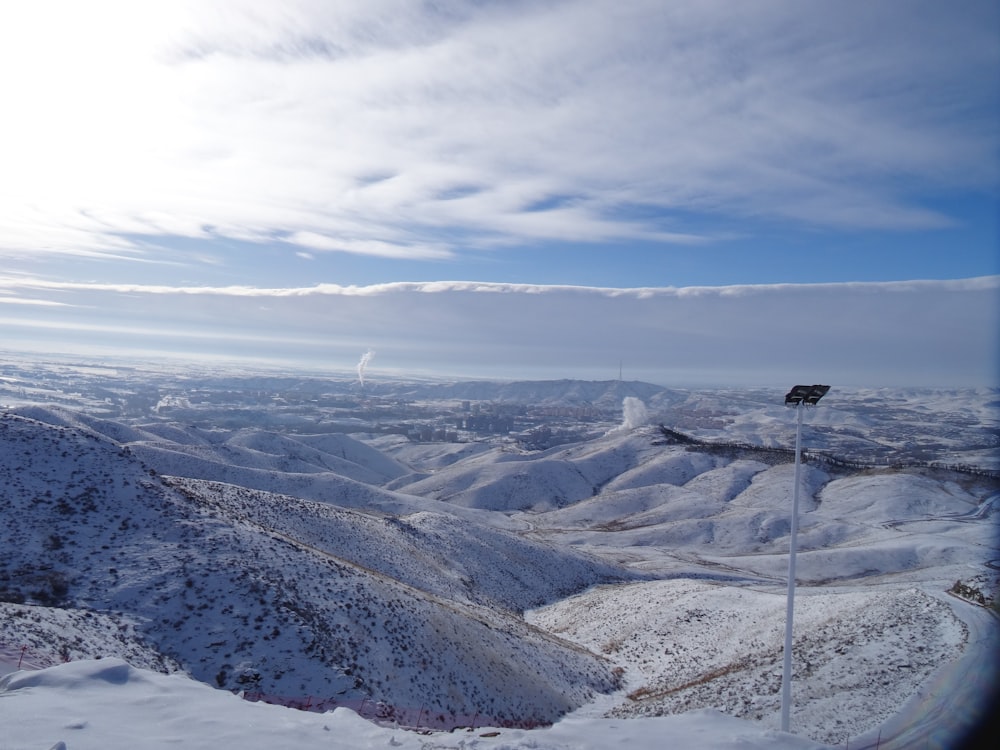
top-left (607, 396), bottom-right (648, 434)
top-left (357, 349), bottom-right (375, 386)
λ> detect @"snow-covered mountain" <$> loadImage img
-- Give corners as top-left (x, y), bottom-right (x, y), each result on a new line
top-left (1, 370), bottom-right (997, 749)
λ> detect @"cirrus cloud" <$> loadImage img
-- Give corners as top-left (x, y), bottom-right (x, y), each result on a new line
top-left (0, 0), bottom-right (996, 268)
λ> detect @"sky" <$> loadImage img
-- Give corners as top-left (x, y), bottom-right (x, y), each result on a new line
top-left (0, 1), bottom-right (998, 386)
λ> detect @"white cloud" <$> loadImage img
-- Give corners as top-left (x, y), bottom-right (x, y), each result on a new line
top-left (288, 233), bottom-right (453, 260)
top-left (3, 275), bottom-right (993, 298)
top-left (0, 0), bottom-right (996, 263)
top-left (0, 296), bottom-right (68, 307)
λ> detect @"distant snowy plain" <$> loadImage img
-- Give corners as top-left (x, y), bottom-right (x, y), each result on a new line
top-left (0, 367), bottom-right (997, 749)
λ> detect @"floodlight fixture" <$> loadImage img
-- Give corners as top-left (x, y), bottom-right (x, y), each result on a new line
top-left (784, 384), bottom-right (830, 406)
top-left (779, 384), bottom-right (830, 734)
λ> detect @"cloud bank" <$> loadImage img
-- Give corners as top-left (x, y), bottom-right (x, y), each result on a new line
top-left (1, 276), bottom-right (996, 388)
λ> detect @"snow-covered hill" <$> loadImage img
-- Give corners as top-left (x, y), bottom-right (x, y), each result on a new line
top-left (0, 411), bottom-right (625, 727)
top-left (388, 430), bottom-right (684, 511)
top-left (1, 375), bottom-right (997, 749)
top-left (528, 580), bottom-right (966, 745)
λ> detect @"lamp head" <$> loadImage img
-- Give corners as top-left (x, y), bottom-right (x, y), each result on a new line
top-left (784, 384), bottom-right (830, 406)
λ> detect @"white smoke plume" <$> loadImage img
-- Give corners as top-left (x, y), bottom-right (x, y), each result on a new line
top-left (357, 349), bottom-right (375, 386)
top-left (607, 396), bottom-right (649, 434)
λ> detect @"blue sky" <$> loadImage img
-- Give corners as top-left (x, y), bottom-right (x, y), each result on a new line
top-left (0, 1), bottom-right (998, 386)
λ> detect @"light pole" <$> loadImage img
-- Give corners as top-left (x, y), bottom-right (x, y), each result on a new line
top-left (780, 384), bottom-right (830, 733)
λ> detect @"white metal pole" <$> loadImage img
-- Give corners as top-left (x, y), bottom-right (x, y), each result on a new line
top-left (780, 401), bottom-right (804, 732)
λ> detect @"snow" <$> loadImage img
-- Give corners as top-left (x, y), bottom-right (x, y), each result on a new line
top-left (1, 658), bottom-right (828, 750)
top-left (1, 376), bottom-right (997, 749)
top-left (526, 580), bottom-right (967, 745)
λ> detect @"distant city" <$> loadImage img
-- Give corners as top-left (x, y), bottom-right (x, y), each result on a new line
top-left (1, 354), bottom-right (996, 468)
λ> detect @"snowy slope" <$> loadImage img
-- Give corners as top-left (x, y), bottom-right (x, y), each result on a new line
top-left (527, 580), bottom-right (968, 745)
top-left (390, 430), bottom-right (673, 511)
top-left (130, 429), bottom-right (406, 486)
top-left (165, 477), bottom-right (631, 613)
top-left (0, 603), bottom-right (181, 673)
top-left (0, 411), bottom-right (624, 726)
top-left (0, 658), bottom-right (833, 750)
top-left (9, 404), bottom-right (409, 485)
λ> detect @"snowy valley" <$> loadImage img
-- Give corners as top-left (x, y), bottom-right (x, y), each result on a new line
top-left (0, 359), bottom-right (997, 749)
